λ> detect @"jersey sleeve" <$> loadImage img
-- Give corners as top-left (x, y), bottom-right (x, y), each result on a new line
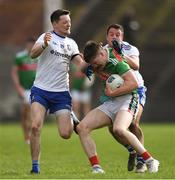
top-left (35, 33), bottom-right (45, 44)
top-left (130, 46), bottom-right (139, 56)
top-left (122, 41), bottom-right (139, 57)
top-left (70, 39), bottom-right (80, 57)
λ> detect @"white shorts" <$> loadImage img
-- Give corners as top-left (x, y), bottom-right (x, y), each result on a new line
top-left (71, 90), bottom-right (91, 103)
top-left (97, 93), bottom-right (139, 122)
top-left (22, 90), bottom-right (31, 104)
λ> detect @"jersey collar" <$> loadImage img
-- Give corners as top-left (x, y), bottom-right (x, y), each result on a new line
top-left (53, 31), bottom-right (66, 39)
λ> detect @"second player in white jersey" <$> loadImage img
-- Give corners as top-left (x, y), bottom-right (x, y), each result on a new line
top-left (34, 31), bottom-right (79, 92)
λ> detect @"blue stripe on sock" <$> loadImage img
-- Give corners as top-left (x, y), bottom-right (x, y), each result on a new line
top-left (137, 155), bottom-right (145, 163)
top-left (32, 160), bottom-right (39, 165)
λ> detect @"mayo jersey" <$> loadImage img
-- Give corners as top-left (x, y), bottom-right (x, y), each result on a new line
top-left (33, 31), bottom-right (79, 92)
top-left (105, 41), bottom-right (144, 87)
top-left (14, 49), bottom-right (36, 89)
top-left (99, 47), bottom-right (137, 103)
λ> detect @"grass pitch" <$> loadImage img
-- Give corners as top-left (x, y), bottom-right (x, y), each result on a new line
top-left (0, 123), bottom-right (175, 179)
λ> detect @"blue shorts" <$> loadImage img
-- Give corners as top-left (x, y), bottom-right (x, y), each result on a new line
top-left (30, 86), bottom-right (72, 114)
top-left (137, 86), bottom-right (147, 107)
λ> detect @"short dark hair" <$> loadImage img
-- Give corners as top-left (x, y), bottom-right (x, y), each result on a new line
top-left (50, 9), bottom-right (70, 23)
top-left (106, 24), bottom-right (124, 34)
top-left (83, 41), bottom-right (101, 63)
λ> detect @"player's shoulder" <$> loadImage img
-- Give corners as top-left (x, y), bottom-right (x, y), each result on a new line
top-left (122, 41), bottom-right (139, 56)
top-left (66, 36), bottom-right (77, 45)
top-left (15, 49), bottom-right (28, 58)
top-left (122, 41), bottom-right (138, 51)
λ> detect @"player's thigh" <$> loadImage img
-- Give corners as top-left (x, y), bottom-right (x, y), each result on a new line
top-left (56, 110), bottom-right (73, 132)
top-left (31, 102), bottom-right (46, 126)
top-left (79, 108), bottom-right (111, 131)
top-left (113, 110), bottom-right (133, 131)
top-left (132, 104), bottom-right (143, 125)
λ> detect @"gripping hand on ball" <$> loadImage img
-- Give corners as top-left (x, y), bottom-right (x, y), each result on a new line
top-left (105, 83), bottom-right (114, 97)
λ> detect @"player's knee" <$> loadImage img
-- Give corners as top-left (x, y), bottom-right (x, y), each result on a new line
top-left (31, 123), bottom-right (41, 136)
top-left (129, 122), bottom-right (139, 132)
top-left (59, 130), bottom-right (72, 139)
top-left (76, 122), bottom-right (90, 135)
top-left (113, 127), bottom-right (125, 138)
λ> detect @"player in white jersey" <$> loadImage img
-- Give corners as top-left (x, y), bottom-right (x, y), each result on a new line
top-left (105, 24), bottom-right (147, 173)
top-left (29, 9), bottom-right (85, 174)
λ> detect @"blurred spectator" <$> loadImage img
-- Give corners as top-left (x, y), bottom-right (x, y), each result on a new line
top-left (120, 7), bottom-right (140, 45)
top-left (70, 63), bottom-right (94, 119)
top-left (11, 38), bottom-right (37, 144)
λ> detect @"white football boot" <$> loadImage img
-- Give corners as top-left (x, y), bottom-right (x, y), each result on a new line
top-left (146, 159), bottom-right (160, 173)
top-left (92, 165), bottom-right (105, 174)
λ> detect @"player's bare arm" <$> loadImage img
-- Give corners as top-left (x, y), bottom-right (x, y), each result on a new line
top-left (30, 32), bottom-right (52, 59)
top-left (124, 55), bottom-right (140, 70)
top-left (105, 70), bottom-right (138, 97)
top-left (11, 65), bottom-right (25, 97)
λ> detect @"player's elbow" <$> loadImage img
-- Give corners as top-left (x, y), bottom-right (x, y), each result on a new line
top-left (129, 78), bottom-right (139, 90)
top-left (132, 64), bottom-right (139, 70)
top-left (133, 79), bottom-right (139, 89)
top-left (30, 51), bottom-right (37, 59)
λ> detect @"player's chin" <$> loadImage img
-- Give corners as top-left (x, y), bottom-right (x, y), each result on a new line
top-left (65, 30), bottom-right (70, 35)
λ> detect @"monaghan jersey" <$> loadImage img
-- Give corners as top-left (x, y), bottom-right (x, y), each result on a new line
top-left (105, 41), bottom-right (144, 87)
top-left (14, 50), bottom-right (36, 89)
top-left (33, 31), bottom-right (80, 92)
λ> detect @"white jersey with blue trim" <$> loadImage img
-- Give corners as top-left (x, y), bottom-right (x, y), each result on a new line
top-left (34, 31), bottom-right (79, 92)
top-left (121, 41), bottom-right (144, 87)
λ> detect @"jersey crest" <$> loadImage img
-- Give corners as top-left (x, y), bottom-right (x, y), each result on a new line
top-left (122, 43), bottom-right (132, 50)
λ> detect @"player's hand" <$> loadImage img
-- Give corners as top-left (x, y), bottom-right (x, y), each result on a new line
top-left (112, 39), bottom-right (123, 54)
top-left (85, 65), bottom-right (93, 81)
top-left (105, 82), bottom-right (114, 97)
top-left (44, 32), bottom-right (52, 47)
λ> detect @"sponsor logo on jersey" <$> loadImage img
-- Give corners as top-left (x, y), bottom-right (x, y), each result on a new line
top-left (50, 50), bottom-right (71, 59)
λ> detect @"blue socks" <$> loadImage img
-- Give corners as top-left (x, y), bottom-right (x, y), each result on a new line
top-left (137, 154), bottom-right (145, 164)
top-left (125, 145), bottom-right (136, 154)
top-left (31, 160), bottom-right (40, 173)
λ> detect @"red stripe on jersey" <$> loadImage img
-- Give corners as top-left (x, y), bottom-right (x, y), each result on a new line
top-left (113, 49), bottom-right (122, 61)
top-left (18, 64), bottom-right (37, 71)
